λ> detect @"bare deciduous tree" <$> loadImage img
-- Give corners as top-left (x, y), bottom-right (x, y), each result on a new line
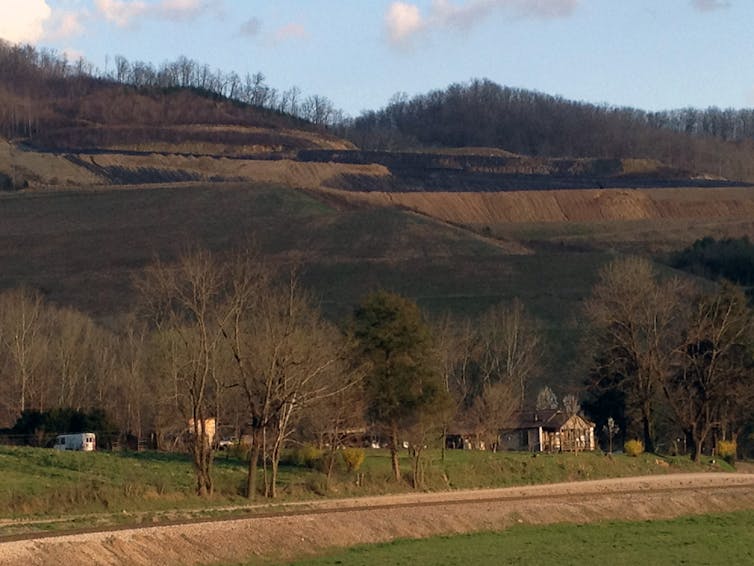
top-left (138, 249), bottom-right (233, 496)
top-left (0, 288), bottom-right (46, 419)
top-left (479, 299), bottom-right (541, 409)
top-left (562, 394), bottom-right (580, 416)
top-left (585, 257), bottom-right (688, 453)
top-left (664, 284), bottom-right (754, 461)
top-left (536, 385), bottom-right (558, 411)
top-left (224, 263), bottom-right (353, 499)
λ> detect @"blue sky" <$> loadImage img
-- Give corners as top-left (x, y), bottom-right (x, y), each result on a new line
top-left (2, 0), bottom-right (752, 116)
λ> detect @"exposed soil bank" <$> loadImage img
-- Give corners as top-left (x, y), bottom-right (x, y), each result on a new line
top-left (2, 473), bottom-right (754, 566)
top-left (319, 186), bottom-right (754, 224)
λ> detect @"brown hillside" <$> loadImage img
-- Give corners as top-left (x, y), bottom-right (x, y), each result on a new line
top-left (315, 186), bottom-right (754, 225)
top-left (0, 138), bottom-right (388, 189)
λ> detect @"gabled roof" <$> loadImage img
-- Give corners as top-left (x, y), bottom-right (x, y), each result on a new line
top-left (505, 410), bottom-right (595, 431)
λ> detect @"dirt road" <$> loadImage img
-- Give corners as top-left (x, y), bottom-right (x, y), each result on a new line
top-left (2, 473), bottom-right (754, 565)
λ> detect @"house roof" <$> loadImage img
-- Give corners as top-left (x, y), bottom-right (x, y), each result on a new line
top-left (505, 410), bottom-right (595, 431)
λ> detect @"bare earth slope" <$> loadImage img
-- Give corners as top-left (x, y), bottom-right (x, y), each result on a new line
top-left (316, 186), bottom-right (754, 225)
top-left (2, 473), bottom-right (753, 566)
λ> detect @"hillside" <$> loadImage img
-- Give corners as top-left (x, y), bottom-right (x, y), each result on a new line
top-left (317, 186), bottom-right (754, 225)
top-left (2, 53), bottom-right (754, 399)
top-left (0, 41), bottom-right (351, 176)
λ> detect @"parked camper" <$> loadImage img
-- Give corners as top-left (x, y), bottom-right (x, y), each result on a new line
top-left (53, 433), bottom-right (96, 451)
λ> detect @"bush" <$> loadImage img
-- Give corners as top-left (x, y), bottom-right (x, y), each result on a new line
top-left (624, 439), bottom-right (644, 457)
top-left (341, 448), bottom-right (366, 472)
top-left (717, 440), bottom-right (737, 465)
top-left (287, 445), bottom-right (325, 469)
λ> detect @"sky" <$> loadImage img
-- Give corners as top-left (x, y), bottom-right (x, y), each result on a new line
top-left (1, 0), bottom-right (753, 117)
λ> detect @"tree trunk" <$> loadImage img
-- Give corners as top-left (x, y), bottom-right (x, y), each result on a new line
top-left (246, 428), bottom-right (262, 499)
top-left (411, 447), bottom-right (423, 489)
top-left (641, 401), bottom-right (655, 453)
top-left (390, 422), bottom-right (401, 482)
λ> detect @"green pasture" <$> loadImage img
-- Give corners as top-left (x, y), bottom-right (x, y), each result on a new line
top-left (280, 511), bottom-right (754, 566)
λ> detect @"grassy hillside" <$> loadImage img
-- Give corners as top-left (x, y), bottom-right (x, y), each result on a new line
top-left (0, 445), bottom-right (721, 535)
top-left (6, 179), bottom-right (744, 388)
top-left (0, 183), bottom-right (603, 318)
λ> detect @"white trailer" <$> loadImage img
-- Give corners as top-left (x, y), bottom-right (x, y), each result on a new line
top-left (53, 433), bottom-right (96, 451)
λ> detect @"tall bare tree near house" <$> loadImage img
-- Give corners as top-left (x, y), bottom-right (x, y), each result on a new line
top-left (478, 299), bottom-right (541, 410)
top-left (301, 381), bottom-right (366, 489)
top-left (664, 283), bottom-right (754, 461)
top-left (536, 386), bottom-right (559, 411)
top-left (562, 394), bottom-right (581, 416)
top-left (465, 379), bottom-right (517, 451)
top-left (137, 249), bottom-right (233, 496)
top-left (431, 313), bottom-right (477, 458)
top-left (585, 257), bottom-right (689, 453)
top-left (259, 279), bottom-right (349, 499)
top-left (223, 261), bottom-right (353, 499)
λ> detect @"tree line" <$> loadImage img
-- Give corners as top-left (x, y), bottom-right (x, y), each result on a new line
top-left (5, 41), bottom-right (754, 181)
top-left (670, 236), bottom-right (754, 290)
top-left (0, 248), bottom-right (543, 497)
top-left (584, 257), bottom-right (754, 461)
top-left (1, 248), bottom-right (752, 496)
top-left (342, 79), bottom-right (754, 182)
top-left (0, 39), bottom-right (343, 144)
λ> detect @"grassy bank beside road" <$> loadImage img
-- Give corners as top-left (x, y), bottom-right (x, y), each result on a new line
top-left (0, 445), bottom-right (727, 535)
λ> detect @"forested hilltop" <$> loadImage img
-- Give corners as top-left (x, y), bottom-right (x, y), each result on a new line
top-left (0, 40), bottom-right (346, 155)
top-left (4, 40), bottom-right (754, 183)
top-left (344, 79), bottom-right (754, 182)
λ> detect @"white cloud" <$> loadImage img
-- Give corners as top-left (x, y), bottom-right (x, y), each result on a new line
top-left (386, 2), bottom-right (423, 46)
top-left (44, 10), bottom-right (86, 40)
top-left (94, 0), bottom-right (221, 28)
top-left (0, 0), bottom-right (52, 43)
top-left (691, 0), bottom-right (730, 11)
top-left (95, 0), bottom-right (149, 27)
top-left (385, 0), bottom-right (579, 47)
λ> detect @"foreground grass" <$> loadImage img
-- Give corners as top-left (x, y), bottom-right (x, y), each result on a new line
top-left (281, 511), bottom-right (754, 566)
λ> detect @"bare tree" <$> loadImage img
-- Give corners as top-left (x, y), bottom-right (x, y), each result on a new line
top-left (0, 288), bottom-right (47, 418)
top-left (431, 313), bottom-right (477, 458)
top-left (224, 262), bottom-right (352, 499)
top-left (479, 299), bottom-right (541, 410)
top-left (536, 385), bottom-right (558, 411)
top-left (465, 379), bottom-right (517, 451)
top-left (562, 394), bottom-right (580, 416)
top-left (585, 257), bottom-right (688, 453)
top-left (138, 249), bottom-right (234, 496)
top-left (664, 284), bottom-right (753, 461)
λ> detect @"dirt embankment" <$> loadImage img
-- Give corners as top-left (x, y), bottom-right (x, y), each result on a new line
top-left (319, 186), bottom-right (754, 225)
top-left (2, 473), bottom-right (753, 566)
top-left (0, 141), bottom-right (391, 189)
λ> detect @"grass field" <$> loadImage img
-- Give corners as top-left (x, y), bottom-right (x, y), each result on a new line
top-left (0, 444), bottom-right (725, 534)
top-left (279, 510), bottom-right (754, 566)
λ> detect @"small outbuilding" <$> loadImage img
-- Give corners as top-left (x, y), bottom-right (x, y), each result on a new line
top-left (500, 410), bottom-right (596, 452)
